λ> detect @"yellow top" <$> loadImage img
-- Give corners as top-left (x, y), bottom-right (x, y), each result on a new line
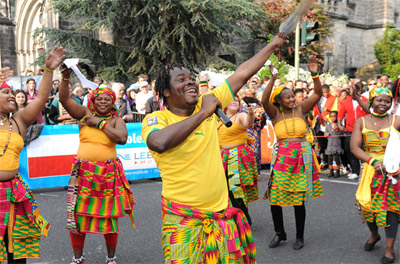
top-left (356, 116), bottom-right (398, 209)
top-left (141, 80), bottom-right (235, 212)
top-left (361, 116), bottom-right (397, 162)
top-left (0, 130), bottom-right (24, 171)
top-left (218, 121), bottom-right (247, 146)
top-left (76, 125), bottom-right (117, 161)
top-left (274, 118), bottom-right (308, 140)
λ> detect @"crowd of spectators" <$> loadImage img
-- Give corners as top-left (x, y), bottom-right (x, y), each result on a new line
top-left (15, 68), bottom-right (399, 182)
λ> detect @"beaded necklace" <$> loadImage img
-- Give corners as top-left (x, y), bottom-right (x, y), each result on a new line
top-left (94, 111), bottom-right (112, 120)
top-left (371, 110), bottom-right (388, 119)
top-left (0, 118), bottom-right (12, 157)
top-left (281, 109), bottom-right (295, 136)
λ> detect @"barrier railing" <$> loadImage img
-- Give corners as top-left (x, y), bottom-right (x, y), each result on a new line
top-left (19, 123), bottom-right (160, 189)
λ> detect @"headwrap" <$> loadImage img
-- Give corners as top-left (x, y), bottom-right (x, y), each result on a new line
top-left (369, 86), bottom-right (393, 107)
top-left (0, 82), bottom-right (11, 90)
top-left (270, 86), bottom-right (287, 106)
top-left (87, 86), bottom-right (119, 117)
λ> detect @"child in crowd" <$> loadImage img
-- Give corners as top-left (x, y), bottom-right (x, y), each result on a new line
top-left (324, 111), bottom-right (344, 178)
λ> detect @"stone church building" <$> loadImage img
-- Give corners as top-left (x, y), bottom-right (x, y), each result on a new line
top-left (1, 0), bottom-right (399, 78)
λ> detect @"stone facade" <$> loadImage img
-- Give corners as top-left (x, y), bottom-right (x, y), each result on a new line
top-left (0, 0), bottom-right (17, 71)
top-left (318, 0), bottom-right (400, 77)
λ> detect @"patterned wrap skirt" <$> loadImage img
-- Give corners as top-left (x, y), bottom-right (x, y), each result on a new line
top-left (264, 141), bottom-right (324, 206)
top-left (221, 144), bottom-right (259, 206)
top-left (359, 167), bottom-right (400, 226)
top-left (67, 157), bottom-right (136, 234)
top-left (0, 174), bottom-right (50, 261)
top-left (161, 197), bottom-right (256, 264)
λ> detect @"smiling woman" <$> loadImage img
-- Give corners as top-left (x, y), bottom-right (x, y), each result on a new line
top-left (0, 46), bottom-right (66, 263)
top-left (58, 67), bottom-right (136, 264)
top-left (351, 86), bottom-right (400, 264)
top-left (261, 56), bottom-right (324, 250)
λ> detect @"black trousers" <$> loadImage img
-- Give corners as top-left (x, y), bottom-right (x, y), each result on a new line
top-left (344, 132), bottom-right (360, 175)
top-left (3, 229), bottom-right (26, 263)
top-left (316, 131), bottom-right (328, 164)
top-left (327, 154), bottom-right (340, 167)
top-left (366, 211), bottom-right (399, 239)
top-left (225, 171), bottom-right (252, 225)
top-left (270, 205), bottom-right (306, 239)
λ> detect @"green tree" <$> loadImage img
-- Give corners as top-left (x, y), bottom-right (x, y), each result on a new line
top-left (36, 0), bottom-right (265, 82)
top-left (374, 24), bottom-right (400, 80)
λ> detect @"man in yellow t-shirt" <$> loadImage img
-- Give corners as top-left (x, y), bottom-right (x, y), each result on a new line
top-left (142, 34), bottom-right (286, 263)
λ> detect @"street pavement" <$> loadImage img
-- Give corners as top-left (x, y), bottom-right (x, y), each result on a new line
top-left (29, 169), bottom-right (399, 264)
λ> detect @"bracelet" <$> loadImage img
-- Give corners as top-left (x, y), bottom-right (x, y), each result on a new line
top-left (96, 119), bottom-right (105, 129)
top-left (44, 66), bottom-right (56, 72)
top-left (367, 158), bottom-right (378, 166)
top-left (199, 81), bottom-right (208, 87)
top-left (100, 121), bottom-right (108, 131)
top-left (62, 76), bottom-right (72, 81)
top-left (311, 72), bottom-right (319, 77)
top-left (80, 116), bottom-right (88, 124)
top-left (311, 73), bottom-right (319, 80)
top-left (97, 120), bottom-right (108, 130)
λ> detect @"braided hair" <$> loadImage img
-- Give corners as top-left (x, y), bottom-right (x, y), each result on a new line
top-left (155, 63), bottom-right (185, 108)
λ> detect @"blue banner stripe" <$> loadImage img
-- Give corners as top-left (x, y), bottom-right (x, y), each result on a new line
top-left (19, 122), bottom-right (160, 189)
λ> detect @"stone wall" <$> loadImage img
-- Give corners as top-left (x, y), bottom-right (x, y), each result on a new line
top-left (319, 0), bottom-right (400, 78)
top-left (0, 17), bottom-right (17, 70)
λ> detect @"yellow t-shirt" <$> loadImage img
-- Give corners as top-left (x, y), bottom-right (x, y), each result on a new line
top-left (142, 80), bottom-right (235, 212)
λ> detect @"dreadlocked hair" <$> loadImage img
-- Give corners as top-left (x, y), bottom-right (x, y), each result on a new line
top-left (155, 62), bottom-right (185, 108)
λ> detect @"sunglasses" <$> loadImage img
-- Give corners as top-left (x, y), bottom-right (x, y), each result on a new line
top-left (368, 83), bottom-right (377, 86)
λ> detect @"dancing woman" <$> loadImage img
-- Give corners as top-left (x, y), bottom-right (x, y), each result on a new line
top-left (261, 56), bottom-right (324, 250)
top-left (0, 46), bottom-right (65, 262)
top-left (351, 86), bottom-right (400, 264)
top-left (218, 97), bottom-right (258, 225)
top-left (59, 67), bottom-right (136, 264)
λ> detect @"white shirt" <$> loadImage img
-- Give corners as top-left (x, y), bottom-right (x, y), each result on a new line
top-left (136, 92), bottom-right (153, 114)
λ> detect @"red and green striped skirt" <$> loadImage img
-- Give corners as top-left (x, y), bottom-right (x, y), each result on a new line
top-left (0, 173), bottom-right (50, 261)
top-left (221, 144), bottom-right (259, 206)
top-left (265, 141), bottom-right (323, 206)
top-left (67, 157), bottom-right (136, 234)
top-left (361, 171), bottom-right (400, 226)
top-left (161, 197), bottom-right (256, 264)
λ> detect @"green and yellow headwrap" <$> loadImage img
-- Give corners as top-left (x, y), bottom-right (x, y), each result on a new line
top-left (270, 86), bottom-right (287, 107)
top-left (369, 86), bottom-right (393, 107)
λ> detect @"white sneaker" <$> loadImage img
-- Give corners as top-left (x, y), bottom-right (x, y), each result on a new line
top-left (340, 167), bottom-right (348, 174)
top-left (348, 173), bottom-right (359, 180)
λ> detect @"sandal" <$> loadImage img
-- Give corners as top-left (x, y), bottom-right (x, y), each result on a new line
top-left (106, 255), bottom-right (117, 264)
top-left (70, 255), bottom-right (85, 264)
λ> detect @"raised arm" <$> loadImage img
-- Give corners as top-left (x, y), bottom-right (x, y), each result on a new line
top-left (15, 46), bottom-right (66, 127)
top-left (299, 56), bottom-right (322, 113)
top-left (350, 85), bottom-right (370, 114)
top-left (147, 93), bottom-right (220, 153)
top-left (261, 73), bottom-right (279, 120)
top-left (226, 33), bottom-right (286, 95)
top-left (59, 66), bottom-right (90, 120)
top-left (237, 107), bottom-right (255, 130)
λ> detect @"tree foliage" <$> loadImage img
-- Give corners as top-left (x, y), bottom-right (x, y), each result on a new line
top-left (374, 24), bottom-right (400, 80)
top-left (36, 0), bottom-right (264, 82)
top-left (250, 0), bottom-right (333, 65)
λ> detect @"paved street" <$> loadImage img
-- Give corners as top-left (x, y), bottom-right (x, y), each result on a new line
top-left (29, 170), bottom-right (399, 264)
